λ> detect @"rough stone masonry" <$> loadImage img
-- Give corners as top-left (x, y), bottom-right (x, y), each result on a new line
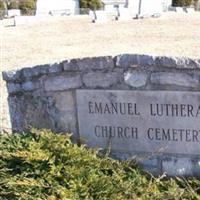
top-left (2, 54), bottom-right (200, 177)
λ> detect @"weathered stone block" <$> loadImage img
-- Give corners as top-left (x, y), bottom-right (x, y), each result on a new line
top-left (67, 56), bottom-right (114, 71)
top-left (21, 81), bottom-right (40, 92)
top-left (115, 54), bottom-right (154, 68)
top-left (20, 93), bottom-right (54, 131)
top-left (7, 83), bottom-right (21, 94)
top-left (44, 74), bottom-right (82, 91)
top-left (155, 56), bottom-right (177, 68)
top-left (183, 58), bottom-right (200, 69)
top-left (83, 72), bottom-right (121, 88)
top-left (22, 65), bottom-right (49, 79)
top-left (32, 64), bottom-right (49, 76)
top-left (162, 158), bottom-right (193, 176)
top-left (48, 63), bottom-right (63, 74)
top-left (124, 70), bottom-right (148, 87)
top-left (63, 59), bottom-right (79, 71)
top-left (138, 55), bottom-right (154, 66)
top-left (47, 91), bottom-right (78, 138)
top-left (2, 70), bottom-right (21, 82)
top-left (155, 56), bottom-right (200, 69)
top-left (115, 54), bottom-right (138, 68)
top-left (22, 67), bottom-right (34, 79)
top-left (150, 72), bottom-right (199, 87)
top-left (8, 95), bottom-right (25, 132)
top-left (140, 158), bottom-right (160, 175)
top-left (197, 59), bottom-right (200, 67)
top-left (192, 159), bottom-right (200, 177)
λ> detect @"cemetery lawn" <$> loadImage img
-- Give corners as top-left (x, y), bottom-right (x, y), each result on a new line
top-left (1, 12), bottom-right (200, 70)
top-left (0, 129), bottom-right (200, 200)
top-left (1, 12), bottom-right (200, 132)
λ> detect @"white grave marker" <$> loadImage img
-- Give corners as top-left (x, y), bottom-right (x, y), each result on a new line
top-left (36, 0), bottom-right (79, 16)
top-left (186, 8), bottom-right (195, 13)
top-left (8, 9), bottom-right (21, 17)
top-left (175, 7), bottom-right (185, 13)
top-left (128, 0), bottom-right (163, 17)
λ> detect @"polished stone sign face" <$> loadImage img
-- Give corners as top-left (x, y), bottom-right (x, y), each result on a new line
top-left (76, 90), bottom-right (200, 155)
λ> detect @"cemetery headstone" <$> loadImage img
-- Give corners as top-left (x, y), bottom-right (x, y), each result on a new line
top-left (175, 7), bottom-right (185, 13)
top-left (185, 8), bottom-right (195, 13)
top-left (138, 0), bottom-right (163, 17)
top-left (36, 0), bottom-right (79, 16)
top-left (8, 9), bottom-right (21, 18)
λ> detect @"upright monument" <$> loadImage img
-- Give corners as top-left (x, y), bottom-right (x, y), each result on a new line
top-left (36, 0), bottom-right (79, 16)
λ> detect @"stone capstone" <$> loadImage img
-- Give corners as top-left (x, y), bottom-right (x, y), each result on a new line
top-left (22, 65), bottom-right (50, 80)
top-left (31, 64), bottom-right (49, 77)
top-left (22, 67), bottom-right (34, 79)
top-left (155, 56), bottom-right (177, 68)
top-left (64, 56), bottom-right (114, 71)
top-left (137, 55), bottom-right (154, 66)
top-left (2, 70), bottom-right (21, 82)
top-left (63, 60), bottom-right (79, 71)
top-left (48, 63), bottom-right (63, 74)
top-left (115, 54), bottom-right (154, 68)
top-left (155, 56), bottom-right (200, 69)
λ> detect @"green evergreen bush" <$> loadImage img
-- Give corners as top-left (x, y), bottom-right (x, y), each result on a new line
top-left (0, 129), bottom-right (200, 199)
top-left (173, 0), bottom-right (192, 6)
top-left (7, 0), bottom-right (18, 9)
top-left (80, 0), bottom-right (102, 10)
top-left (19, 0), bottom-right (36, 15)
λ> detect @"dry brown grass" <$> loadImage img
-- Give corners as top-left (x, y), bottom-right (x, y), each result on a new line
top-left (1, 12), bottom-right (200, 131)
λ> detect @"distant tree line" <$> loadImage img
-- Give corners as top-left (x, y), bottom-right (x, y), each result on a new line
top-left (79, 0), bottom-right (198, 10)
top-left (0, 0), bottom-right (36, 15)
top-left (1, 0), bottom-right (199, 15)
top-left (80, 0), bottom-right (102, 10)
top-left (172, 0), bottom-right (192, 6)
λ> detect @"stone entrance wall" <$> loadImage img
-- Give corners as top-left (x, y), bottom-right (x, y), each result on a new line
top-left (3, 54), bottom-right (200, 176)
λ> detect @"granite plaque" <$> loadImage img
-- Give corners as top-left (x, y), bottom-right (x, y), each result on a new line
top-left (76, 90), bottom-right (200, 155)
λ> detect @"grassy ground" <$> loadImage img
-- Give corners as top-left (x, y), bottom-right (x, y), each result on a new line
top-left (1, 13), bottom-right (200, 70)
top-left (0, 129), bottom-right (200, 200)
top-left (1, 12), bottom-right (200, 131)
